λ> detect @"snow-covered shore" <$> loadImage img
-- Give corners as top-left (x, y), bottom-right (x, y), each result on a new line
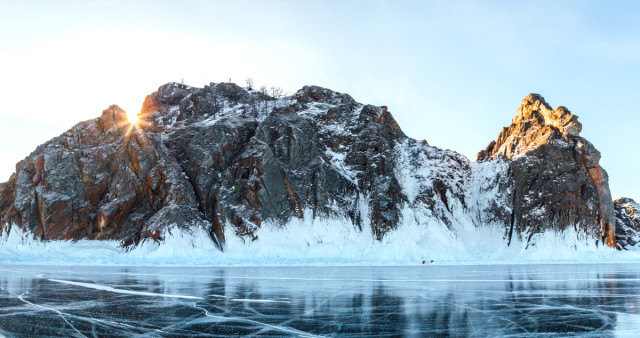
top-left (2, 217), bottom-right (639, 266)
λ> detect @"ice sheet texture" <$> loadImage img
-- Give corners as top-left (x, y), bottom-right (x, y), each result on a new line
top-left (2, 264), bottom-right (640, 336)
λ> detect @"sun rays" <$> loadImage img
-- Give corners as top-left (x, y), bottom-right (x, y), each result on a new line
top-left (119, 108), bottom-right (152, 152)
top-left (126, 110), bottom-right (139, 124)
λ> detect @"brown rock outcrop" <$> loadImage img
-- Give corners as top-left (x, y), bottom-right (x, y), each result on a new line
top-left (478, 94), bottom-right (616, 248)
top-left (0, 104), bottom-right (203, 247)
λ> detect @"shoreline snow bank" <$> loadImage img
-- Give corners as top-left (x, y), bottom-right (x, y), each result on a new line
top-left (2, 215), bottom-right (640, 267)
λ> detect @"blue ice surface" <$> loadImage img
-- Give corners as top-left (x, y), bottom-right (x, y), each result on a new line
top-left (1, 263), bottom-right (640, 336)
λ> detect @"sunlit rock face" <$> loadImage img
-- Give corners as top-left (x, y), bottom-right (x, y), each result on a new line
top-left (614, 198), bottom-right (640, 249)
top-left (0, 84), bottom-right (630, 250)
top-left (478, 94), bottom-right (616, 248)
top-left (0, 104), bottom-right (202, 246)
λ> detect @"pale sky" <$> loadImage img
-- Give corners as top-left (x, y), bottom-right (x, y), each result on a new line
top-left (0, 0), bottom-right (638, 200)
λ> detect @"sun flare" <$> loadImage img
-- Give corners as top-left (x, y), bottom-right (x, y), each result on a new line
top-left (126, 110), bottom-right (139, 124)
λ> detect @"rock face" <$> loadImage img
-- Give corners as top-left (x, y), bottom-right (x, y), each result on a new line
top-left (0, 85), bottom-right (631, 251)
top-left (143, 83), bottom-right (411, 244)
top-left (0, 105), bottom-right (202, 247)
top-left (478, 94), bottom-right (616, 248)
top-left (614, 198), bottom-right (640, 249)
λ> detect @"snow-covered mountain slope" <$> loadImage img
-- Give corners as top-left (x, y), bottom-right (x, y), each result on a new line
top-left (0, 82), bottom-right (636, 263)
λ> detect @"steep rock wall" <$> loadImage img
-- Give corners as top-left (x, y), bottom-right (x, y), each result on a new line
top-left (478, 94), bottom-right (616, 247)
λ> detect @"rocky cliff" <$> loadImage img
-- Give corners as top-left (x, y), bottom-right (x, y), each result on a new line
top-left (0, 83), bottom-right (634, 252)
top-left (614, 198), bottom-right (640, 248)
top-left (478, 94), bottom-right (616, 248)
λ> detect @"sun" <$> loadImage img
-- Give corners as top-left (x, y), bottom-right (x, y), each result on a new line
top-left (126, 110), bottom-right (139, 124)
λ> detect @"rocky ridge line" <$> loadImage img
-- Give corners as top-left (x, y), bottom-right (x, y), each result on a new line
top-left (0, 84), bottom-right (633, 252)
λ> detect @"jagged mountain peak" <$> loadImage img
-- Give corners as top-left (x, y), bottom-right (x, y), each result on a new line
top-left (100, 104), bottom-right (130, 129)
top-left (293, 85), bottom-right (356, 105)
top-left (476, 93), bottom-right (616, 248)
top-left (520, 93), bottom-right (551, 108)
top-left (616, 197), bottom-right (639, 207)
top-left (517, 93), bottom-right (581, 136)
top-left (478, 93), bottom-right (583, 161)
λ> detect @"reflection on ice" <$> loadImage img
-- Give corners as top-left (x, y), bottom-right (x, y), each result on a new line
top-left (1, 264), bottom-right (640, 336)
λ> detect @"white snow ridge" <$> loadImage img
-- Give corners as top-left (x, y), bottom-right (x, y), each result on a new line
top-left (1, 208), bottom-right (639, 266)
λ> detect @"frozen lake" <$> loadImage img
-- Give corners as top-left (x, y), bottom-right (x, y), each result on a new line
top-left (1, 264), bottom-right (640, 336)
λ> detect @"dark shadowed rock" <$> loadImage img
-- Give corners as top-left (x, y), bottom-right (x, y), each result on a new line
top-left (614, 198), bottom-right (640, 249)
